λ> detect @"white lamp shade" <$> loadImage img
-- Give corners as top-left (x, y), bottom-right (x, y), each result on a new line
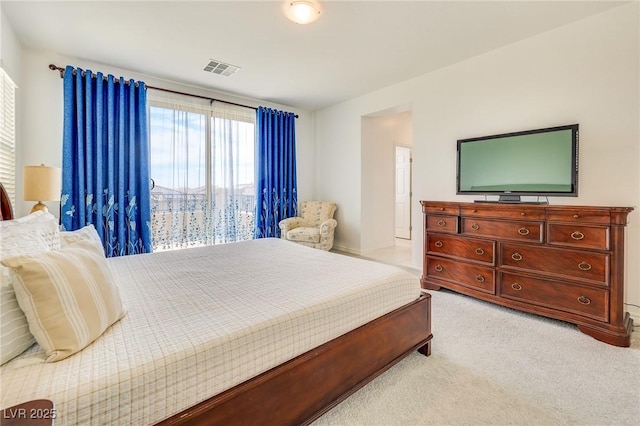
top-left (23, 165), bottom-right (62, 202)
top-left (285, 1), bottom-right (322, 24)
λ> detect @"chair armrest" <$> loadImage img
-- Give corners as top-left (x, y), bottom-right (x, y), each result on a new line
top-left (319, 219), bottom-right (338, 235)
top-left (279, 217), bottom-right (307, 236)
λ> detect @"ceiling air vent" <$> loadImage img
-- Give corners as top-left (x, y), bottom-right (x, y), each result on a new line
top-left (203, 59), bottom-right (240, 77)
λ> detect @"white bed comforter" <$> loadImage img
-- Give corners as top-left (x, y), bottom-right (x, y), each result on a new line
top-left (0, 238), bottom-right (421, 425)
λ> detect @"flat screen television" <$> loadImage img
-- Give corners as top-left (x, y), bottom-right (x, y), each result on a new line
top-left (456, 124), bottom-right (579, 203)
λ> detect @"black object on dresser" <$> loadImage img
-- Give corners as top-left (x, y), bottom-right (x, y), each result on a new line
top-left (421, 201), bottom-right (634, 347)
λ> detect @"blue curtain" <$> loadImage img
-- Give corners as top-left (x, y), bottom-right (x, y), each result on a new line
top-left (60, 65), bottom-right (152, 257)
top-left (254, 107), bottom-right (297, 238)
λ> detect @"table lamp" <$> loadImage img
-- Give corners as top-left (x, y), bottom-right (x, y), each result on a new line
top-left (23, 164), bottom-right (61, 213)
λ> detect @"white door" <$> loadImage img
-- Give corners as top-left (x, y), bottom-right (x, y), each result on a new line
top-left (395, 146), bottom-right (412, 240)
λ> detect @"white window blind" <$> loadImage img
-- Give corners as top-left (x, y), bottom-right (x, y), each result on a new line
top-left (0, 68), bottom-right (17, 207)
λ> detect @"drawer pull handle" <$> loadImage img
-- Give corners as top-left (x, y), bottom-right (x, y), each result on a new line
top-left (439, 207), bottom-right (445, 211)
top-left (573, 214), bottom-right (579, 219)
top-left (435, 241), bottom-right (443, 248)
top-left (571, 231), bottom-right (585, 240)
top-left (471, 223), bottom-right (480, 230)
top-left (437, 219), bottom-right (446, 227)
top-left (517, 227), bottom-right (530, 236)
top-left (475, 275), bottom-right (485, 283)
top-left (475, 247), bottom-right (485, 255)
top-left (511, 283), bottom-right (522, 291)
top-left (578, 261), bottom-right (592, 271)
top-left (435, 265), bottom-right (443, 272)
top-left (511, 252), bottom-right (523, 261)
top-left (577, 295), bottom-right (591, 305)
top-left (520, 212), bottom-right (526, 216)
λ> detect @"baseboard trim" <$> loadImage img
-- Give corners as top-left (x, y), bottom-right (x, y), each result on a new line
top-left (360, 242), bottom-right (395, 256)
top-left (626, 305), bottom-right (640, 326)
top-left (331, 245), bottom-right (361, 256)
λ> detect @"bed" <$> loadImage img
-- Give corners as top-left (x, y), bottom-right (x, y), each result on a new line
top-left (0, 187), bottom-right (432, 425)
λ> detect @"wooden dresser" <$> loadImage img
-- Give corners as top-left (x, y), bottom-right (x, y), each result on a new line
top-left (420, 201), bottom-right (634, 347)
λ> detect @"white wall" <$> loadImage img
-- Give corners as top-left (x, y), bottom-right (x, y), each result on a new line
top-left (315, 4), bottom-right (640, 319)
top-left (360, 110), bottom-right (412, 254)
top-left (10, 50), bottom-right (315, 218)
top-left (1, 9), bottom-right (21, 82)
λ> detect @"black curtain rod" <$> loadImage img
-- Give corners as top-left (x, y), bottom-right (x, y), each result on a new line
top-left (48, 64), bottom-right (298, 118)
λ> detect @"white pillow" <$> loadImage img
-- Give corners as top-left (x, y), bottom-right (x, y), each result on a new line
top-left (60, 224), bottom-right (104, 253)
top-left (0, 282), bottom-right (39, 364)
top-left (0, 211), bottom-right (60, 365)
top-left (0, 211), bottom-right (61, 252)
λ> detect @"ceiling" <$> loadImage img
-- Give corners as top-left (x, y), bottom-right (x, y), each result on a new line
top-left (2, 1), bottom-right (627, 111)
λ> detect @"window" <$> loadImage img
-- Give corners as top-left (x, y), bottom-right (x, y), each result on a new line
top-left (148, 91), bottom-right (255, 251)
top-left (0, 68), bottom-right (17, 207)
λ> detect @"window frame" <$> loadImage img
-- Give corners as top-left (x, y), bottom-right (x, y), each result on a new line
top-left (147, 90), bottom-right (257, 250)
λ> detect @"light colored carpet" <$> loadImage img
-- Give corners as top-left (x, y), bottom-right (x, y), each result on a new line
top-left (312, 287), bottom-right (640, 426)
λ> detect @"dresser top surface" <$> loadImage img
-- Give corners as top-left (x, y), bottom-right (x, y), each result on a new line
top-left (420, 201), bottom-right (633, 224)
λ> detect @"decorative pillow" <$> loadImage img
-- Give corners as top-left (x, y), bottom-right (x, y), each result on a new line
top-left (0, 211), bottom-right (61, 251)
top-left (0, 284), bottom-right (38, 365)
top-left (0, 212), bottom-right (60, 365)
top-left (2, 239), bottom-right (125, 362)
top-left (60, 224), bottom-right (104, 253)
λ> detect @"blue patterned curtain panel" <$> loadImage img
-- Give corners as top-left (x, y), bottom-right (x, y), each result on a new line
top-left (60, 65), bottom-right (152, 257)
top-left (254, 107), bottom-right (297, 238)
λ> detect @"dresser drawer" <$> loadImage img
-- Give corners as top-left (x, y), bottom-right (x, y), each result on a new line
top-left (500, 272), bottom-right (609, 322)
top-left (426, 256), bottom-right (494, 293)
top-left (546, 208), bottom-right (611, 225)
top-left (500, 243), bottom-right (609, 286)
top-left (547, 224), bottom-right (609, 250)
top-left (462, 218), bottom-right (543, 243)
top-left (423, 202), bottom-right (460, 215)
top-left (461, 205), bottom-right (545, 221)
top-left (426, 233), bottom-right (494, 265)
top-left (426, 215), bottom-right (458, 233)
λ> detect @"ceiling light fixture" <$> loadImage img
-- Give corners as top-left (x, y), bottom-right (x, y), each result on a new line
top-left (285, 0), bottom-right (322, 25)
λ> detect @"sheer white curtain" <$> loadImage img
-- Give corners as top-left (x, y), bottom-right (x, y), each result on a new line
top-left (148, 90), bottom-right (255, 251)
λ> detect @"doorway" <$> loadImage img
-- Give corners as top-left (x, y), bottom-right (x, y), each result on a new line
top-left (359, 108), bottom-right (415, 271)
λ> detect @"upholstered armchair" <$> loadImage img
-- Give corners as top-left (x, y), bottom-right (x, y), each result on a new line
top-left (279, 201), bottom-right (337, 251)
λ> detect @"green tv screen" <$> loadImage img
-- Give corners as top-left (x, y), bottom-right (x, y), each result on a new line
top-left (457, 125), bottom-right (578, 196)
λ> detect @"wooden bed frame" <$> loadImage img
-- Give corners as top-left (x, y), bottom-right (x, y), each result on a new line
top-left (0, 187), bottom-right (432, 425)
top-left (158, 294), bottom-right (431, 425)
top-left (0, 183), bottom-right (13, 220)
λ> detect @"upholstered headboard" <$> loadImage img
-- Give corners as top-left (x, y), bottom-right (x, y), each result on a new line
top-left (0, 182), bottom-right (13, 220)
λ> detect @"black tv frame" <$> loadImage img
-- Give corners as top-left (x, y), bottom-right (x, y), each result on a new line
top-left (456, 124), bottom-right (579, 204)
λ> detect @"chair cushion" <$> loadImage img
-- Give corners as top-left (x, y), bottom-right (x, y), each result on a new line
top-left (300, 202), bottom-right (336, 227)
top-left (286, 227), bottom-right (321, 244)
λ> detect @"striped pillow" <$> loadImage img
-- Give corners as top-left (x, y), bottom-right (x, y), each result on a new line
top-left (0, 284), bottom-right (37, 364)
top-left (1, 239), bottom-right (125, 362)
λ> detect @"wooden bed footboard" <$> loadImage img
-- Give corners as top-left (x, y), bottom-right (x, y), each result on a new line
top-left (157, 293), bottom-right (432, 426)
